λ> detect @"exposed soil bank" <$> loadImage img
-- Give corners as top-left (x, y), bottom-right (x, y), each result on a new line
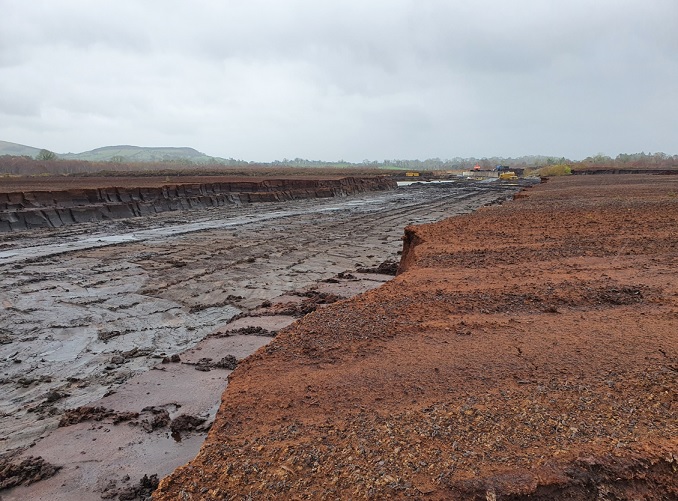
top-left (0, 176), bottom-right (395, 232)
top-left (156, 175), bottom-right (678, 500)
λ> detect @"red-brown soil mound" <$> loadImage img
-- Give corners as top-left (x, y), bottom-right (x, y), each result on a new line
top-left (155, 175), bottom-right (677, 500)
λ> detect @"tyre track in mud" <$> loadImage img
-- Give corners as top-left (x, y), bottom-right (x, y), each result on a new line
top-left (125, 189), bottom-right (499, 310)
top-left (143, 190), bottom-right (501, 307)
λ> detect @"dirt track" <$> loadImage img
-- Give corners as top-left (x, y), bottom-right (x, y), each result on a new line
top-left (154, 175), bottom-right (678, 500)
top-left (0, 178), bottom-right (524, 500)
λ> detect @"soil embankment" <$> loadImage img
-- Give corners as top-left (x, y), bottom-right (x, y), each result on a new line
top-left (0, 176), bottom-right (395, 231)
top-left (156, 175), bottom-right (678, 500)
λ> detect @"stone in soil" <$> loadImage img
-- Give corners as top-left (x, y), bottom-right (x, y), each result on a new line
top-left (58, 406), bottom-right (139, 427)
top-left (0, 456), bottom-right (61, 490)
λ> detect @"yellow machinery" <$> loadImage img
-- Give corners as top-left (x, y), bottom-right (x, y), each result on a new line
top-left (499, 171), bottom-right (519, 181)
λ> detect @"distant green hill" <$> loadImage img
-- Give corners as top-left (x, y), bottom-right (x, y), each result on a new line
top-left (59, 145), bottom-right (218, 163)
top-left (0, 140), bottom-right (42, 157)
top-left (0, 140), bottom-right (224, 163)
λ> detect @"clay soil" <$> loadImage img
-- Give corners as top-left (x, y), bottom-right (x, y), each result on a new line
top-left (156, 175), bottom-right (678, 500)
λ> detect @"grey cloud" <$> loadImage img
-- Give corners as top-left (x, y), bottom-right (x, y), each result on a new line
top-left (0, 93), bottom-right (41, 118)
top-left (0, 0), bottom-right (676, 160)
top-left (2, 0), bottom-right (151, 52)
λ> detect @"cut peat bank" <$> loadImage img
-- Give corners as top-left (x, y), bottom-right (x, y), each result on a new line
top-left (0, 176), bottom-right (396, 232)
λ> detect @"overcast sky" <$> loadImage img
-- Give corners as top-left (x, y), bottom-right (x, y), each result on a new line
top-left (1, 0), bottom-right (676, 162)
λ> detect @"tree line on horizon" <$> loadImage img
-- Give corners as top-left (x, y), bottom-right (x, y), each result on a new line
top-left (0, 150), bottom-right (676, 177)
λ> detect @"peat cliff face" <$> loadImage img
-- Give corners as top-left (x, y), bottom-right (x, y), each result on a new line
top-left (396, 227), bottom-right (422, 275)
top-left (155, 175), bottom-right (677, 500)
top-left (0, 176), bottom-right (396, 232)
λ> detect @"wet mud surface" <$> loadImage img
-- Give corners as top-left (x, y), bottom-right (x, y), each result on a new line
top-left (154, 175), bottom-right (677, 500)
top-left (0, 179), bottom-right (523, 499)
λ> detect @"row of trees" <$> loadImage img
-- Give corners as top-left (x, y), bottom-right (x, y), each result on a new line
top-left (0, 155), bottom-right (273, 176)
top-left (580, 152), bottom-right (678, 168)
top-left (1, 151), bottom-right (675, 177)
top-left (267, 153), bottom-right (678, 171)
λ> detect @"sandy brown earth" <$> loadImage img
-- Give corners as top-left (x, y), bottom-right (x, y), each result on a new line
top-left (155, 175), bottom-right (677, 500)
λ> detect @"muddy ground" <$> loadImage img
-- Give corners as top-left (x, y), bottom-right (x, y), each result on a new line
top-left (0, 178), bottom-right (525, 500)
top-left (154, 175), bottom-right (677, 500)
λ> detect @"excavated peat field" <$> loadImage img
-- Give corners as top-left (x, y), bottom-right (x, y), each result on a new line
top-left (0, 176), bottom-right (395, 232)
top-left (0, 176), bottom-right (528, 500)
top-left (155, 175), bottom-right (677, 500)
